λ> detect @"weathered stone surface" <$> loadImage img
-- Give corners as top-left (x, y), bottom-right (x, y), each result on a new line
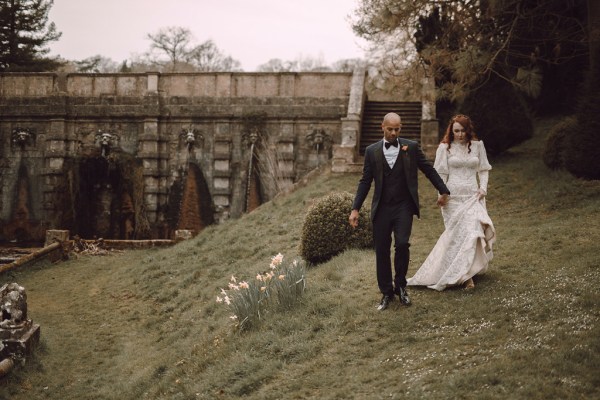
top-left (421, 119), bottom-right (440, 159)
top-left (2, 71), bottom-right (428, 241)
top-left (0, 283), bottom-right (40, 363)
top-left (45, 230), bottom-right (69, 246)
top-left (0, 73), bottom-right (354, 241)
top-left (174, 229), bottom-right (193, 240)
top-left (0, 321), bottom-right (40, 361)
top-left (331, 67), bottom-right (365, 173)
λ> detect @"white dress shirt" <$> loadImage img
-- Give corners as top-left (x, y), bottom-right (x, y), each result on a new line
top-left (383, 140), bottom-right (400, 168)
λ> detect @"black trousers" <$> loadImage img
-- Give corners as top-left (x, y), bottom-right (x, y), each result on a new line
top-left (372, 200), bottom-right (415, 296)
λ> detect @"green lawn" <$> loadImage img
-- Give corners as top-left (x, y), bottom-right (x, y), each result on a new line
top-left (1, 118), bottom-right (599, 399)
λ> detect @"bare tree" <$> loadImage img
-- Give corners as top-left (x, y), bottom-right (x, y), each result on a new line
top-left (330, 58), bottom-right (363, 72)
top-left (256, 58), bottom-right (294, 72)
top-left (73, 55), bottom-right (119, 73)
top-left (256, 55), bottom-right (356, 72)
top-left (188, 40), bottom-right (242, 72)
top-left (294, 54), bottom-right (331, 71)
top-left (144, 28), bottom-right (242, 72)
top-left (146, 26), bottom-right (193, 72)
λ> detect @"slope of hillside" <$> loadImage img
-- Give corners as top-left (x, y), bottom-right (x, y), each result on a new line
top-left (1, 118), bottom-right (599, 399)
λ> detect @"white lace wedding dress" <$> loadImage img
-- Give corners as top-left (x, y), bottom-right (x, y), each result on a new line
top-left (407, 140), bottom-right (496, 291)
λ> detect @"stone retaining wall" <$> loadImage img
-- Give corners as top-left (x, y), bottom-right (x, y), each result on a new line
top-left (0, 71), bottom-right (357, 241)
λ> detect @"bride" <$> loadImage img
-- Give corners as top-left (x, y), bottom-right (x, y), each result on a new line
top-left (407, 114), bottom-right (496, 291)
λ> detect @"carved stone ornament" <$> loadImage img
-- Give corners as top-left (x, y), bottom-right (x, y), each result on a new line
top-left (94, 130), bottom-right (120, 157)
top-left (11, 128), bottom-right (35, 149)
top-left (242, 127), bottom-right (262, 148)
top-left (306, 128), bottom-right (331, 150)
top-left (179, 128), bottom-right (204, 150)
top-left (0, 283), bottom-right (41, 363)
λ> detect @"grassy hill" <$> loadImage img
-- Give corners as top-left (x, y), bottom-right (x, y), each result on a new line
top-left (1, 118), bottom-right (599, 399)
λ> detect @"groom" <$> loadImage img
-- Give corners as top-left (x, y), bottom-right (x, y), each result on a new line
top-left (349, 112), bottom-right (450, 310)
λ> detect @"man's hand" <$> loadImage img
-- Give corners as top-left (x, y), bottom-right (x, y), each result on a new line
top-left (437, 193), bottom-right (450, 207)
top-left (349, 209), bottom-right (359, 228)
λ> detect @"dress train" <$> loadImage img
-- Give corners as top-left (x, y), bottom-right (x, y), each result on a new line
top-left (407, 195), bottom-right (495, 291)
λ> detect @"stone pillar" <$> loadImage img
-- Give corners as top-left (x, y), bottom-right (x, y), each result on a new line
top-left (213, 136), bottom-right (232, 223)
top-left (42, 118), bottom-right (68, 227)
top-left (332, 115), bottom-right (362, 173)
top-left (420, 75), bottom-right (439, 159)
top-left (139, 118), bottom-right (164, 225)
top-left (332, 64), bottom-right (366, 173)
top-left (174, 229), bottom-right (193, 241)
top-left (45, 229), bottom-right (69, 246)
top-left (140, 73), bottom-right (168, 235)
top-left (146, 72), bottom-right (159, 94)
top-left (277, 137), bottom-right (295, 189)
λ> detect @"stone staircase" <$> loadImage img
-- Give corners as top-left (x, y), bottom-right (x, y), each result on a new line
top-left (359, 101), bottom-right (422, 155)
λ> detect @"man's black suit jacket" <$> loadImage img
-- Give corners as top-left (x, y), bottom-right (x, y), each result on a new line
top-left (352, 138), bottom-right (450, 221)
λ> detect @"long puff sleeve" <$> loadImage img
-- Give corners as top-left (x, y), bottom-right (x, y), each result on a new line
top-left (477, 141), bottom-right (492, 193)
top-left (434, 143), bottom-right (449, 184)
top-left (478, 170), bottom-right (489, 194)
top-left (477, 141), bottom-right (492, 172)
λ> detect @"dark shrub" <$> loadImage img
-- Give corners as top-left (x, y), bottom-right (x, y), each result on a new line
top-left (564, 57), bottom-right (600, 180)
top-left (542, 116), bottom-right (577, 170)
top-left (460, 75), bottom-right (533, 155)
top-left (299, 192), bottom-right (372, 265)
top-left (436, 98), bottom-right (457, 140)
top-left (534, 57), bottom-right (587, 116)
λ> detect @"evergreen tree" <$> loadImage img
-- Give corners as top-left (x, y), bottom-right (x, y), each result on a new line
top-left (119, 60), bottom-right (132, 73)
top-left (0, 0), bottom-right (62, 71)
top-left (353, 0), bottom-right (588, 115)
top-left (564, 51), bottom-right (600, 180)
top-left (460, 75), bottom-right (533, 156)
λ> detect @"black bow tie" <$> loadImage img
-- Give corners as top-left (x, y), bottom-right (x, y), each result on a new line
top-left (385, 140), bottom-right (398, 149)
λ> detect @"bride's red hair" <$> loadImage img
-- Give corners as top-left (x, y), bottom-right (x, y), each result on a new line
top-left (441, 114), bottom-right (479, 152)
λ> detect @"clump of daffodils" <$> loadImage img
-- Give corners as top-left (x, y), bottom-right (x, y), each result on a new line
top-left (216, 253), bottom-right (306, 330)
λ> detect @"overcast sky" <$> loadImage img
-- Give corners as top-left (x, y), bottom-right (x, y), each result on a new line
top-left (47, 0), bottom-right (368, 71)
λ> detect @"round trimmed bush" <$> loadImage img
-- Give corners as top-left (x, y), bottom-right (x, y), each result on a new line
top-left (543, 116), bottom-right (577, 170)
top-left (299, 192), bottom-right (372, 265)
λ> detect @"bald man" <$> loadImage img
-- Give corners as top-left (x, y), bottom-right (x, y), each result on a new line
top-left (349, 113), bottom-right (450, 311)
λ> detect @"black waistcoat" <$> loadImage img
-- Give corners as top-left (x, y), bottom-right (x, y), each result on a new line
top-left (381, 155), bottom-right (410, 204)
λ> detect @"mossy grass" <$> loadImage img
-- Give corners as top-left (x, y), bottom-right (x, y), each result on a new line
top-left (1, 118), bottom-right (598, 399)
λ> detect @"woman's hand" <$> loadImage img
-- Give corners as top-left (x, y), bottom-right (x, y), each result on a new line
top-left (476, 189), bottom-right (486, 200)
top-left (437, 194), bottom-right (450, 207)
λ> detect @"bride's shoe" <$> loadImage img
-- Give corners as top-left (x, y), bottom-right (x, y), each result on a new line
top-left (464, 278), bottom-right (475, 289)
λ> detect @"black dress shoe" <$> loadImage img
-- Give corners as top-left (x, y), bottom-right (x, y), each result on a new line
top-left (397, 287), bottom-right (412, 306)
top-left (377, 295), bottom-right (394, 311)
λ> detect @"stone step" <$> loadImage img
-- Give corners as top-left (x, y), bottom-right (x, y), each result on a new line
top-left (360, 101), bottom-right (422, 154)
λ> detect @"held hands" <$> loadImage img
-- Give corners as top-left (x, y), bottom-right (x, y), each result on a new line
top-left (437, 193), bottom-right (450, 207)
top-left (349, 209), bottom-right (359, 228)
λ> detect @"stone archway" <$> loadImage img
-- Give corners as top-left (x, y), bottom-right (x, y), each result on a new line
top-left (75, 156), bottom-right (143, 239)
top-left (4, 163), bottom-right (42, 244)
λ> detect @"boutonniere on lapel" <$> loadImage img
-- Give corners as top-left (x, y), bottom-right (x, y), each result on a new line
top-left (401, 145), bottom-right (409, 152)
